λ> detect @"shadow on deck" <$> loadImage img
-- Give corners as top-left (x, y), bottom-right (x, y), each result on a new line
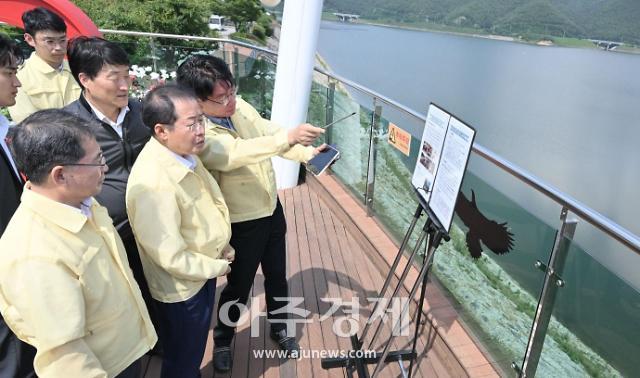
top-left (142, 175), bottom-right (498, 377)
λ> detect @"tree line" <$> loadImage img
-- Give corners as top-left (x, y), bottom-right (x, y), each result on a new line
top-left (323, 0), bottom-right (640, 45)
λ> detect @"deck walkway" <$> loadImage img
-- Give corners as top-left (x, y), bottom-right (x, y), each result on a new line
top-left (142, 179), bottom-right (496, 377)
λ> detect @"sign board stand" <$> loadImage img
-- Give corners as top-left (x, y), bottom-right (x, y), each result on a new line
top-left (321, 104), bottom-right (476, 377)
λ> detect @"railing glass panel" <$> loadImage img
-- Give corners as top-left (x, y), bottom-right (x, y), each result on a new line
top-left (328, 88), bottom-right (372, 203)
top-left (536, 218), bottom-right (639, 377)
top-left (453, 155), bottom-right (563, 373)
top-left (302, 77), bottom-right (371, 204)
top-left (235, 56), bottom-right (276, 117)
top-left (368, 103), bottom-right (423, 242)
top-left (306, 80), bottom-right (330, 131)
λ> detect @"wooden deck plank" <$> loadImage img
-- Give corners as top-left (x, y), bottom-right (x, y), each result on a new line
top-left (309, 186), bottom-right (355, 359)
top-left (322, 206), bottom-right (395, 378)
top-left (247, 270), bottom-right (266, 378)
top-left (292, 184), bottom-right (329, 378)
top-left (343, 225), bottom-right (406, 378)
top-left (283, 189), bottom-right (308, 378)
top-left (299, 185), bottom-right (345, 378)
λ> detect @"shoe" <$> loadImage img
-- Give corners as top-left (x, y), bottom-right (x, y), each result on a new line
top-left (213, 346), bottom-right (232, 372)
top-left (269, 329), bottom-right (300, 358)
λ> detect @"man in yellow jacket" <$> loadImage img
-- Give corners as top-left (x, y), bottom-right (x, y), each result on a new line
top-left (0, 33), bottom-right (37, 378)
top-left (176, 55), bottom-right (325, 372)
top-left (126, 85), bottom-right (234, 378)
top-left (8, 7), bottom-right (81, 122)
top-left (0, 109), bottom-right (157, 377)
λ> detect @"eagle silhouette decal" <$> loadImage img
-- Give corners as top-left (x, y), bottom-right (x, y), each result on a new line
top-left (455, 190), bottom-right (514, 259)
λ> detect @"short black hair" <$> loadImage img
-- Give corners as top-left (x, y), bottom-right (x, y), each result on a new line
top-left (142, 84), bottom-right (198, 134)
top-left (22, 7), bottom-right (67, 36)
top-left (176, 55), bottom-right (235, 101)
top-left (0, 34), bottom-right (23, 68)
top-left (67, 37), bottom-right (130, 90)
top-left (10, 109), bottom-right (96, 184)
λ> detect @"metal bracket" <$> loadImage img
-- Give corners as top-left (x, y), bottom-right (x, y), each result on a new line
top-left (534, 261), bottom-right (565, 287)
top-left (512, 361), bottom-right (523, 376)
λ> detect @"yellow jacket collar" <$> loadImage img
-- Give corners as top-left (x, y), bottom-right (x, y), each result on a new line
top-left (27, 51), bottom-right (71, 75)
top-left (21, 188), bottom-right (90, 233)
top-left (147, 137), bottom-right (195, 183)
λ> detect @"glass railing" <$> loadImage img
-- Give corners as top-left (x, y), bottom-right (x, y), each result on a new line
top-left (95, 31), bottom-right (640, 377)
top-left (537, 218), bottom-right (639, 377)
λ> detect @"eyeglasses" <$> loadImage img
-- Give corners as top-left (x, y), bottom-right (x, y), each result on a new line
top-left (37, 36), bottom-right (68, 48)
top-left (206, 87), bottom-right (237, 106)
top-left (63, 155), bottom-right (107, 167)
top-left (183, 114), bottom-right (207, 132)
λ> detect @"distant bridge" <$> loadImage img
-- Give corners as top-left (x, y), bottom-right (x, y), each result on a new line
top-left (589, 39), bottom-right (624, 51)
top-left (333, 13), bottom-right (360, 22)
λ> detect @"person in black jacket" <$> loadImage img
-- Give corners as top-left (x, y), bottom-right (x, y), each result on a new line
top-left (63, 37), bottom-right (156, 336)
top-left (0, 34), bottom-right (37, 378)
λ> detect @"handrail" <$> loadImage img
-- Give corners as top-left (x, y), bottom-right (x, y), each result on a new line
top-left (98, 28), bottom-right (277, 55)
top-left (473, 145), bottom-right (640, 253)
top-left (313, 66), bottom-right (427, 121)
top-left (101, 29), bottom-right (640, 254)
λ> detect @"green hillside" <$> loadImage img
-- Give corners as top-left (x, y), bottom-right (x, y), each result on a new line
top-left (323, 0), bottom-right (640, 45)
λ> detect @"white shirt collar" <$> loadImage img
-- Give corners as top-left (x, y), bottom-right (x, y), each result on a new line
top-left (85, 96), bottom-right (130, 138)
top-left (61, 197), bottom-right (94, 219)
top-left (170, 151), bottom-right (197, 171)
top-left (0, 115), bottom-right (20, 178)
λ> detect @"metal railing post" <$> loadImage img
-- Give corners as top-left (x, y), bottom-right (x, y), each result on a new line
top-left (364, 101), bottom-right (382, 216)
top-left (325, 81), bottom-right (336, 146)
top-left (516, 207), bottom-right (578, 377)
top-left (149, 36), bottom-right (158, 72)
top-left (233, 47), bottom-right (240, 82)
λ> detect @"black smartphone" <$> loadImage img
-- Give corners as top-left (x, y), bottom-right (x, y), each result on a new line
top-left (306, 145), bottom-right (340, 176)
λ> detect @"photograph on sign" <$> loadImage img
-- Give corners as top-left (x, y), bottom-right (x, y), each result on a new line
top-left (411, 104), bottom-right (450, 203)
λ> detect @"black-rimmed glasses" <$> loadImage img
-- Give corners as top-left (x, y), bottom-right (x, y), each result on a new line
top-left (206, 87), bottom-right (237, 106)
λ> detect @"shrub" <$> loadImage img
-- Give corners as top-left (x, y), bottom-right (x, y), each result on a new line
top-left (252, 24), bottom-right (266, 41)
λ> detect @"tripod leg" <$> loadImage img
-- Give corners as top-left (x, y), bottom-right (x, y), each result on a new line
top-left (360, 205), bottom-right (423, 344)
top-left (408, 252), bottom-right (431, 377)
top-left (371, 230), bottom-right (443, 378)
top-left (366, 222), bottom-right (430, 351)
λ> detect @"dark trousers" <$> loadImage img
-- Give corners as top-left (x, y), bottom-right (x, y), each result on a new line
top-left (213, 199), bottom-right (289, 347)
top-left (0, 316), bottom-right (36, 378)
top-left (115, 358), bottom-right (141, 378)
top-left (154, 279), bottom-right (216, 378)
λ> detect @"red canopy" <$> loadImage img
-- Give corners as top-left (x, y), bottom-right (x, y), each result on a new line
top-left (0, 0), bottom-right (100, 37)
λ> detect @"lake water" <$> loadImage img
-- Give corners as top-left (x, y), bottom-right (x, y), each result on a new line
top-left (316, 21), bottom-right (640, 375)
top-left (317, 21), bottom-right (639, 237)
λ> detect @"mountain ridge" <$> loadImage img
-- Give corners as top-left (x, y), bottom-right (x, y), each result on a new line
top-left (323, 0), bottom-right (640, 44)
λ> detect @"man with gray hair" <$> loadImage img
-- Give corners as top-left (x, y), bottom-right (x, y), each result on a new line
top-left (0, 109), bottom-right (157, 377)
top-left (127, 85), bottom-right (233, 377)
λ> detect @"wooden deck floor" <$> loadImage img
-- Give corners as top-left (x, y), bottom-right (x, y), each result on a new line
top-left (141, 183), bottom-right (457, 377)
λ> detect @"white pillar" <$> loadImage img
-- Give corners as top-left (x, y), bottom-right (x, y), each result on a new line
top-left (269, 0), bottom-right (324, 189)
